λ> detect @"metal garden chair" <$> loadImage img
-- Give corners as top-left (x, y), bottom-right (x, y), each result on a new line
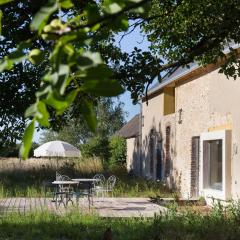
top-left (91, 174), bottom-right (106, 198)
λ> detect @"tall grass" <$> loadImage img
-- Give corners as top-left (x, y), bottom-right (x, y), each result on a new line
top-left (0, 157), bottom-right (103, 198)
top-left (1, 201), bottom-right (240, 239)
top-left (0, 157), bottom-right (172, 198)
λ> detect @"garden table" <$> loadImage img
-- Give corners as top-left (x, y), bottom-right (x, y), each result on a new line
top-left (52, 180), bottom-right (78, 207)
top-left (72, 179), bottom-right (101, 208)
top-left (72, 178), bottom-right (101, 195)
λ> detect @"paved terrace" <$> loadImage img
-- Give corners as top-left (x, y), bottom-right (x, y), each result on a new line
top-left (0, 197), bottom-right (167, 217)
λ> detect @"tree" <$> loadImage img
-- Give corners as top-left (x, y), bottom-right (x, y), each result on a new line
top-left (0, 0), bottom-right (239, 158)
top-left (0, 0), bottom-right (138, 157)
top-left (109, 135), bottom-right (126, 167)
top-left (40, 97), bottom-right (126, 147)
top-left (118, 0), bottom-right (240, 101)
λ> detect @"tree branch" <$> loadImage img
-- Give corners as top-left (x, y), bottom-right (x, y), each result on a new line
top-left (69, 0), bottom-right (150, 32)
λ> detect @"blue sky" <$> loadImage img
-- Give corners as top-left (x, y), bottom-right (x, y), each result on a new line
top-left (115, 25), bottom-right (150, 121)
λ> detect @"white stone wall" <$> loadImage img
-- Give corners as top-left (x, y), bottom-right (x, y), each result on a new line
top-left (140, 66), bottom-right (240, 200)
top-left (126, 137), bottom-right (141, 175)
top-left (141, 93), bottom-right (176, 181)
top-left (175, 68), bottom-right (239, 199)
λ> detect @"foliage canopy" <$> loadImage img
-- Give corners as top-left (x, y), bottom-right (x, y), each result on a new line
top-left (40, 97), bottom-right (126, 147)
top-left (0, 0), bottom-right (239, 158)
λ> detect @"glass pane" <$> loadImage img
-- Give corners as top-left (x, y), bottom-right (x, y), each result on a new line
top-left (203, 140), bottom-right (222, 190)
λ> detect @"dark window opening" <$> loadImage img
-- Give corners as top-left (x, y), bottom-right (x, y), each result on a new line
top-left (149, 129), bottom-right (154, 175)
top-left (165, 126), bottom-right (171, 176)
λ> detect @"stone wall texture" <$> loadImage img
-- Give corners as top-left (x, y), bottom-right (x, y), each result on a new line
top-left (140, 66), bottom-right (240, 199)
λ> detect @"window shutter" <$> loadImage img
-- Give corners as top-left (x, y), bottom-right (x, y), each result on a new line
top-left (165, 126), bottom-right (171, 176)
top-left (191, 136), bottom-right (200, 198)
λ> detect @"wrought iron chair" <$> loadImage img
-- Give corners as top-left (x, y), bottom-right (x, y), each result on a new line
top-left (54, 172), bottom-right (75, 207)
top-left (51, 172), bottom-right (63, 203)
top-left (91, 174), bottom-right (106, 198)
top-left (105, 175), bottom-right (116, 197)
top-left (56, 171), bottom-right (63, 181)
top-left (77, 181), bottom-right (94, 210)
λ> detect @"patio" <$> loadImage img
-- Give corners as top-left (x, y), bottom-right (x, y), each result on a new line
top-left (0, 197), bottom-right (167, 217)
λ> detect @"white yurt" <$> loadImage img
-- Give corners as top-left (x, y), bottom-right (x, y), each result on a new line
top-left (34, 141), bottom-right (80, 158)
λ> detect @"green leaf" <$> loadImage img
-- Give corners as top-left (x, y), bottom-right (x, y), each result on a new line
top-left (20, 120), bottom-right (35, 160)
top-left (25, 103), bottom-right (38, 118)
top-left (44, 89), bottom-right (78, 115)
top-left (0, 10), bottom-right (2, 35)
top-left (81, 78), bottom-right (124, 96)
top-left (127, 0), bottom-right (143, 2)
top-left (80, 99), bottom-right (97, 132)
top-left (84, 4), bottom-right (100, 24)
top-left (65, 89), bottom-right (78, 105)
top-left (55, 64), bottom-right (70, 95)
top-left (0, 59), bottom-right (11, 72)
top-left (28, 49), bottom-right (44, 65)
top-left (30, 0), bottom-right (58, 33)
top-left (36, 101), bottom-right (50, 127)
top-left (44, 91), bottom-right (68, 112)
top-left (104, 3), bottom-right (123, 14)
top-left (60, 0), bottom-right (73, 9)
top-left (0, 42), bottom-right (30, 72)
top-left (120, 18), bottom-right (129, 31)
top-left (24, 101), bottom-right (50, 127)
top-left (77, 52), bottom-right (103, 70)
top-left (36, 85), bottom-right (52, 99)
top-left (0, 0), bottom-right (13, 5)
top-left (87, 65), bottom-right (112, 78)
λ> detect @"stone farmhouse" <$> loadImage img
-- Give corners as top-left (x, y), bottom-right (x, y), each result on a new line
top-left (119, 52), bottom-right (240, 204)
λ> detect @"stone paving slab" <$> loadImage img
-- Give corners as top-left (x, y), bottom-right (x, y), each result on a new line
top-left (0, 197), bottom-right (167, 218)
top-left (94, 198), bottom-right (167, 217)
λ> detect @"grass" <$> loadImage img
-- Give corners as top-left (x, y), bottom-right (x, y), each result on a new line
top-left (1, 158), bottom-right (240, 239)
top-left (1, 201), bottom-right (240, 240)
top-left (0, 157), bottom-right (172, 198)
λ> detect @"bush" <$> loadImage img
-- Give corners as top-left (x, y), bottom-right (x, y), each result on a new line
top-left (80, 135), bottom-right (126, 169)
top-left (109, 135), bottom-right (126, 167)
top-left (80, 136), bottom-right (110, 163)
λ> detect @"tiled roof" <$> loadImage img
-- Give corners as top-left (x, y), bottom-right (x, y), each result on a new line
top-left (148, 43), bottom-right (240, 95)
top-left (118, 114), bottom-right (140, 139)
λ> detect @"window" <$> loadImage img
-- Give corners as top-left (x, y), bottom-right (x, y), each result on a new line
top-left (203, 140), bottom-right (222, 190)
top-left (163, 87), bottom-right (175, 115)
top-left (200, 130), bottom-right (232, 201)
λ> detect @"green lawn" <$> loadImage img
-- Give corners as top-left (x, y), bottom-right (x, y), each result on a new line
top-left (1, 158), bottom-right (240, 239)
top-left (1, 202), bottom-right (240, 240)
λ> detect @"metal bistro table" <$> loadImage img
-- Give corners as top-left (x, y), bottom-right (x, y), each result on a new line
top-left (52, 180), bottom-right (78, 207)
top-left (72, 178), bottom-right (100, 208)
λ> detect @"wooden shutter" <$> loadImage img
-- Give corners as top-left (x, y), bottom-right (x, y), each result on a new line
top-left (165, 126), bottom-right (171, 176)
top-left (191, 136), bottom-right (200, 198)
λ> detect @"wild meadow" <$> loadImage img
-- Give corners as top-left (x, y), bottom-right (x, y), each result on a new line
top-left (1, 158), bottom-right (240, 239)
top-left (0, 157), bottom-right (172, 198)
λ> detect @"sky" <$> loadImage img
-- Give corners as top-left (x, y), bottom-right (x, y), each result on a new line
top-left (34, 25), bottom-right (150, 142)
top-left (115, 25), bottom-right (150, 121)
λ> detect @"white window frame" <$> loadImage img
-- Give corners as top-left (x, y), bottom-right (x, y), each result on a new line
top-left (199, 130), bottom-right (231, 201)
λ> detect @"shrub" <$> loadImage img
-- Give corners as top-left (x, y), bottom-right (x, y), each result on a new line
top-left (80, 136), bottom-right (110, 164)
top-left (109, 135), bottom-right (126, 167)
